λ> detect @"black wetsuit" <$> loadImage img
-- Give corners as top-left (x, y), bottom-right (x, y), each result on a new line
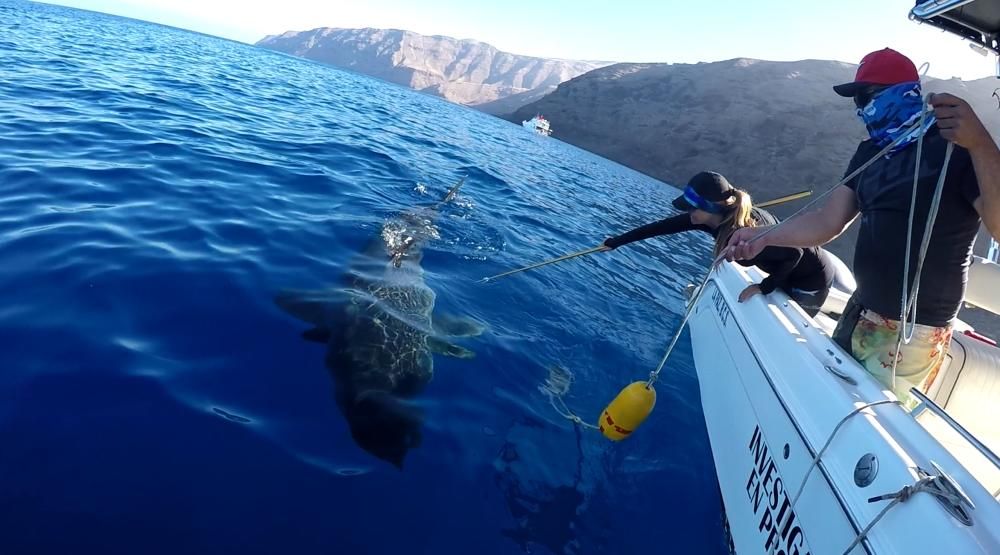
top-left (606, 208), bottom-right (836, 316)
top-left (840, 127), bottom-right (981, 328)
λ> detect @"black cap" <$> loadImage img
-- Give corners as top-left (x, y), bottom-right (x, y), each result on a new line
top-left (832, 81), bottom-right (875, 98)
top-left (672, 171), bottom-right (734, 211)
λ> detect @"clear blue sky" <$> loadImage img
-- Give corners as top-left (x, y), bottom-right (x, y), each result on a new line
top-left (45, 0), bottom-right (999, 80)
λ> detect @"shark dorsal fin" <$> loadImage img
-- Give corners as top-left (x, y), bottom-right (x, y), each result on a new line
top-left (437, 176), bottom-right (467, 206)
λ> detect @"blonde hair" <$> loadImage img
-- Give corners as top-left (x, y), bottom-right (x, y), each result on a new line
top-left (712, 188), bottom-right (755, 256)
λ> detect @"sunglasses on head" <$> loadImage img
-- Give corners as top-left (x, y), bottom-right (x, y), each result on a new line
top-left (853, 85), bottom-right (889, 109)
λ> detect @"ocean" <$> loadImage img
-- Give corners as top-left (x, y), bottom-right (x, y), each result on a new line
top-left (0, 2), bottom-right (727, 553)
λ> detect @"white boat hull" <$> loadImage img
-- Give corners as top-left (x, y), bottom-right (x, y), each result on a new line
top-left (689, 262), bottom-right (1000, 554)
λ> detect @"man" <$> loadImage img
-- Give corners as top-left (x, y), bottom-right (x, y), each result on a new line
top-left (725, 48), bottom-right (1000, 405)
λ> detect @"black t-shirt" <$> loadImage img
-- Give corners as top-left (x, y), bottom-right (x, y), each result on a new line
top-left (606, 208), bottom-right (834, 294)
top-left (843, 127), bottom-right (981, 327)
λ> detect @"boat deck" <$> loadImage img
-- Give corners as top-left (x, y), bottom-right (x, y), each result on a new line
top-left (737, 262), bottom-right (1000, 499)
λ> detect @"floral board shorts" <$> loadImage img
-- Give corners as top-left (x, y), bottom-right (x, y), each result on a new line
top-left (850, 309), bottom-right (953, 409)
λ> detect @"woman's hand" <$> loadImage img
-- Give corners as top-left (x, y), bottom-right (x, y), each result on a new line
top-left (738, 283), bottom-right (763, 303)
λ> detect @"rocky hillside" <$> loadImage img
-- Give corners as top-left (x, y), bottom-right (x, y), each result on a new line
top-left (256, 28), bottom-right (609, 113)
top-left (510, 58), bottom-right (1000, 263)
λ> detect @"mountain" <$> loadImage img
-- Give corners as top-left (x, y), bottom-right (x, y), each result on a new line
top-left (255, 28), bottom-right (609, 113)
top-left (509, 58), bottom-right (1000, 262)
top-left (510, 58), bottom-right (1000, 332)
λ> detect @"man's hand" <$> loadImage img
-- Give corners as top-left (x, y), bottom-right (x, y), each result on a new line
top-left (725, 225), bottom-right (773, 261)
top-left (930, 93), bottom-right (993, 152)
top-left (931, 93), bottom-right (1000, 242)
top-left (738, 284), bottom-right (763, 303)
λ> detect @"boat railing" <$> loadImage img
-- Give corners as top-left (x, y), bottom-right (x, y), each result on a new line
top-left (910, 387), bottom-right (1000, 496)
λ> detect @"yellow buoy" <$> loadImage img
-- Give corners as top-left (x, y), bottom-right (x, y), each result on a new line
top-left (598, 381), bottom-right (656, 441)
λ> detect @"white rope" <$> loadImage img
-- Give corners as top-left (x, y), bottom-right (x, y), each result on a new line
top-left (541, 365), bottom-right (601, 430)
top-left (841, 474), bottom-right (966, 554)
top-left (904, 142), bottom-right (954, 329)
top-left (646, 252), bottom-right (727, 386)
top-left (891, 95), bottom-right (954, 393)
top-left (790, 399), bottom-right (901, 507)
top-left (548, 393), bottom-right (599, 430)
top-left (900, 101), bottom-right (929, 345)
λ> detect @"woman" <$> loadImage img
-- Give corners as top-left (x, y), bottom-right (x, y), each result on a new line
top-left (604, 171), bottom-right (836, 317)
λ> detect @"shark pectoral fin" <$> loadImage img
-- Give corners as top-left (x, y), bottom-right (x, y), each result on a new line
top-left (427, 336), bottom-right (475, 359)
top-left (432, 313), bottom-right (486, 338)
top-left (301, 327), bottom-right (332, 343)
top-left (274, 289), bottom-right (351, 327)
top-left (274, 290), bottom-right (328, 325)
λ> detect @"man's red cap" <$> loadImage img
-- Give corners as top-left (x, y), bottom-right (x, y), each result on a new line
top-left (833, 48), bottom-right (919, 97)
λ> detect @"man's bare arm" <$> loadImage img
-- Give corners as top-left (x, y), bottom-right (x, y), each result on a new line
top-left (726, 186), bottom-right (859, 261)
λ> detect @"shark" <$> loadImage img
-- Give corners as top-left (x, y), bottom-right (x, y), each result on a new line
top-left (275, 178), bottom-right (483, 468)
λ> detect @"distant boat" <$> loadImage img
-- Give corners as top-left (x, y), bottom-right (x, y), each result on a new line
top-left (521, 115), bottom-right (552, 136)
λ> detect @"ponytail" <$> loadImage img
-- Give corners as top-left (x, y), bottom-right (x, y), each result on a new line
top-left (713, 189), bottom-right (755, 256)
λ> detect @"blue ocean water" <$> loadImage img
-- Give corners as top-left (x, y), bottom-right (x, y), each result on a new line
top-left (0, 2), bottom-right (727, 553)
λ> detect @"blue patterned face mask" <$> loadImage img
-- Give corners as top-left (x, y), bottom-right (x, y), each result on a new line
top-left (857, 82), bottom-right (935, 156)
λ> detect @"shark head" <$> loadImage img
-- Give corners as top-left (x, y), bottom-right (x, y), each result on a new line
top-left (389, 242), bottom-right (425, 268)
top-left (382, 211), bottom-right (436, 268)
top-left (346, 389), bottom-right (424, 469)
